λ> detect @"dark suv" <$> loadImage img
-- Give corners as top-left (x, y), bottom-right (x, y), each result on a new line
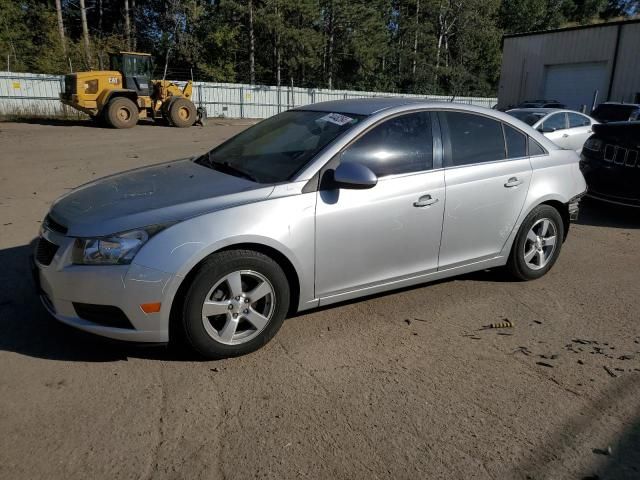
top-left (580, 122), bottom-right (640, 207)
top-left (591, 103), bottom-right (640, 123)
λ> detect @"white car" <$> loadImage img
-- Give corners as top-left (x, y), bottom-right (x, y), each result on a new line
top-left (506, 108), bottom-right (598, 153)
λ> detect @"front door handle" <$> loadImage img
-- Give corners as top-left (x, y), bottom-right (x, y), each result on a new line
top-left (562, 133), bottom-right (570, 138)
top-left (413, 194), bottom-right (438, 207)
top-left (504, 177), bottom-right (523, 188)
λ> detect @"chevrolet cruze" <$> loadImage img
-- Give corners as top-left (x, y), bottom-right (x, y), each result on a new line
top-left (32, 99), bottom-right (587, 358)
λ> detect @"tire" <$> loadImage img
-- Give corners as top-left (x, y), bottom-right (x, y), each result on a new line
top-left (507, 204), bottom-right (564, 281)
top-left (105, 97), bottom-right (139, 129)
top-left (168, 97), bottom-right (197, 128)
top-left (181, 250), bottom-right (290, 359)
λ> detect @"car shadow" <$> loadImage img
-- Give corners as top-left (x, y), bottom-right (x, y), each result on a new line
top-left (1, 240), bottom-right (514, 362)
top-left (0, 243), bottom-right (193, 362)
top-left (577, 197), bottom-right (640, 229)
top-left (1, 118), bottom-right (166, 128)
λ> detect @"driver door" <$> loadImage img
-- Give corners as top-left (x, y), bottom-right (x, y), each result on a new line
top-left (314, 111), bottom-right (445, 300)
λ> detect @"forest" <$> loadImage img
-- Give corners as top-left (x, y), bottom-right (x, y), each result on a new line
top-left (1, 0), bottom-right (638, 97)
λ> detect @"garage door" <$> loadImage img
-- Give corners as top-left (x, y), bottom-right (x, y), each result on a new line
top-left (544, 62), bottom-right (609, 110)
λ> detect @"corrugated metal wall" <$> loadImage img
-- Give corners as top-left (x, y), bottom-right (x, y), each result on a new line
top-left (498, 21), bottom-right (640, 108)
top-left (611, 24), bottom-right (640, 103)
top-left (0, 72), bottom-right (497, 119)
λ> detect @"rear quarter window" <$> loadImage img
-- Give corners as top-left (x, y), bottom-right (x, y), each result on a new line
top-left (528, 137), bottom-right (547, 156)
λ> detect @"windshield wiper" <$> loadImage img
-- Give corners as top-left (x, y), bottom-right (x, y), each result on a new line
top-left (196, 152), bottom-right (258, 182)
top-left (210, 159), bottom-right (258, 183)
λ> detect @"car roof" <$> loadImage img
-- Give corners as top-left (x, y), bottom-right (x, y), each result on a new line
top-left (507, 108), bottom-right (563, 114)
top-left (293, 97), bottom-right (469, 116)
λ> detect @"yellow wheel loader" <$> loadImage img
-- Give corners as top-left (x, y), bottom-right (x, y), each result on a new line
top-left (60, 52), bottom-right (204, 128)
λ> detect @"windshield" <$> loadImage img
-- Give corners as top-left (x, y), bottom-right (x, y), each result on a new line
top-left (592, 104), bottom-right (637, 122)
top-left (507, 110), bottom-right (546, 126)
top-left (196, 110), bottom-right (365, 183)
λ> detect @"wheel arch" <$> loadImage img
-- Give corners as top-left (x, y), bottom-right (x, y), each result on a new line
top-left (539, 199), bottom-right (570, 241)
top-left (503, 195), bottom-right (571, 261)
top-left (168, 242), bottom-right (302, 342)
top-left (98, 89), bottom-right (139, 112)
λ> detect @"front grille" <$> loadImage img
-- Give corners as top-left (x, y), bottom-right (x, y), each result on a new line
top-left (43, 214), bottom-right (68, 235)
top-left (603, 144), bottom-right (640, 167)
top-left (35, 237), bottom-right (58, 266)
top-left (72, 303), bottom-right (135, 330)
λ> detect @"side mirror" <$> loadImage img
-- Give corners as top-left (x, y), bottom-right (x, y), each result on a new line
top-left (333, 162), bottom-right (378, 190)
top-left (538, 126), bottom-right (555, 133)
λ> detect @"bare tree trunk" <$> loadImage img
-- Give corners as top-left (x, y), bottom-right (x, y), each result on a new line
top-left (275, 2), bottom-right (281, 87)
top-left (55, 0), bottom-right (67, 58)
top-left (132, 0), bottom-right (137, 50)
top-left (327, 2), bottom-right (334, 90)
top-left (124, 0), bottom-right (132, 50)
top-left (79, 0), bottom-right (92, 68)
top-left (276, 45), bottom-right (281, 87)
top-left (412, 0), bottom-right (420, 78)
top-left (98, 0), bottom-right (103, 36)
top-left (249, 0), bottom-right (255, 84)
top-left (397, 1), bottom-right (402, 83)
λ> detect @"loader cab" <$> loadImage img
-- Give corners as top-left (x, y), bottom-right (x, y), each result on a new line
top-left (109, 52), bottom-right (153, 97)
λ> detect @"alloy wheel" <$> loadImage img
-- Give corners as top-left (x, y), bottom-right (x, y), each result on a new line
top-left (523, 218), bottom-right (557, 270)
top-left (201, 270), bottom-right (276, 345)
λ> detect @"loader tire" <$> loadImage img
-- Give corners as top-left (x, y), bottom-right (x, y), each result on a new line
top-left (105, 97), bottom-right (139, 129)
top-left (168, 98), bottom-right (197, 128)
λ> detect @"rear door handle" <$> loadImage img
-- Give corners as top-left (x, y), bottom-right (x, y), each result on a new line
top-left (562, 133), bottom-right (569, 138)
top-left (504, 177), bottom-right (523, 188)
top-left (413, 194), bottom-right (438, 207)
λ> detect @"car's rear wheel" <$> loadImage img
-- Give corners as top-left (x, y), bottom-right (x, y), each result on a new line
top-left (181, 250), bottom-right (290, 359)
top-left (507, 205), bottom-right (564, 280)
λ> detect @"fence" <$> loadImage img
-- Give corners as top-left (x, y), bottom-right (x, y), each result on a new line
top-left (0, 71), bottom-right (497, 120)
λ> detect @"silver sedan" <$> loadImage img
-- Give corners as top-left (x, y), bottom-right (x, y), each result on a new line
top-left (506, 108), bottom-right (598, 152)
top-left (33, 99), bottom-right (587, 358)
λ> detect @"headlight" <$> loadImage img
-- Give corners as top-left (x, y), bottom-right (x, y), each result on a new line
top-left (583, 138), bottom-right (603, 152)
top-left (72, 225), bottom-right (167, 265)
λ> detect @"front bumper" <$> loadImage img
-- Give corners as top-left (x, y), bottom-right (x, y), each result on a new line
top-left (32, 227), bottom-right (174, 343)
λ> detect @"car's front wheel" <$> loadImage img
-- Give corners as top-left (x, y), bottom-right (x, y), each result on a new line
top-left (181, 250), bottom-right (290, 359)
top-left (508, 205), bottom-right (564, 280)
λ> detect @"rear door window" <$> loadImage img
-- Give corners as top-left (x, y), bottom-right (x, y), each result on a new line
top-left (568, 113), bottom-right (591, 128)
top-left (441, 112), bottom-right (505, 166)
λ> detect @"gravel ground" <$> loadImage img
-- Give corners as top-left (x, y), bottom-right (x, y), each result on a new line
top-left (0, 119), bottom-right (639, 480)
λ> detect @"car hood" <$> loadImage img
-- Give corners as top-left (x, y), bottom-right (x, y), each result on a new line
top-left (50, 159), bottom-right (275, 237)
top-left (592, 122), bottom-right (640, 147)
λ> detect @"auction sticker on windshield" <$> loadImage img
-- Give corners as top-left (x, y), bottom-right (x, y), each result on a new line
top-left (318, 113), bottom-right (355, 126)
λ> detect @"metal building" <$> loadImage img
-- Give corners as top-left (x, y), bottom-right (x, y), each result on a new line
top-left (498, 19), bottom-right (640, 110)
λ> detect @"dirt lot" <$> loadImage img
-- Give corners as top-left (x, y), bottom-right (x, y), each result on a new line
top-left (0, 119), bottom-right (639, 480)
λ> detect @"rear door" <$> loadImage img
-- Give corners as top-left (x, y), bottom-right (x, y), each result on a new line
top-left (566, 112), bottom-right (594, 152)
top-left (315, 111), bottom-right (445, 298)
top-left (437, 111), bottom-right (532, 269)
top-left (540, 112), bottom-right (570, 149)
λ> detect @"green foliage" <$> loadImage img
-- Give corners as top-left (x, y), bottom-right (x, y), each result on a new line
top-left (0, 0), bottom-right (636, 96)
